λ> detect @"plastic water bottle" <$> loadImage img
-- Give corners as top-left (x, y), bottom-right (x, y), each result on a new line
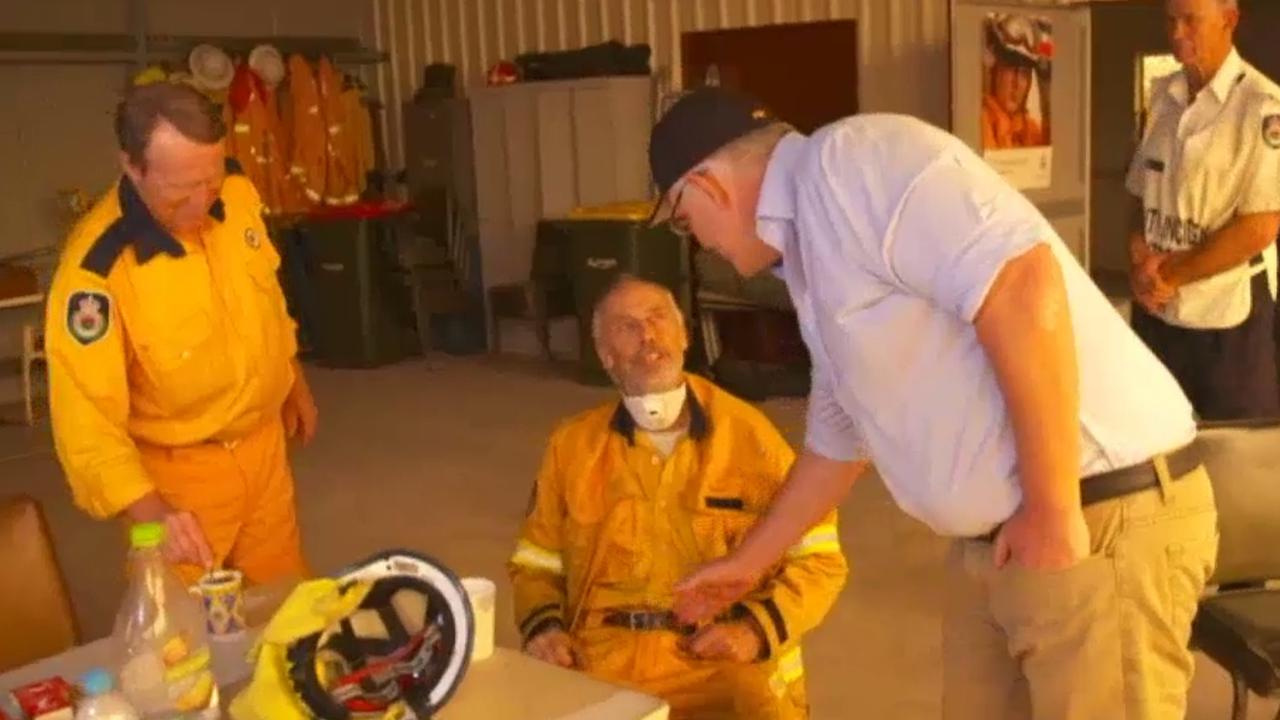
top-left (112, 523), bottom-right (218, 718)
top-left (75, 669), bottom-right (140, 720)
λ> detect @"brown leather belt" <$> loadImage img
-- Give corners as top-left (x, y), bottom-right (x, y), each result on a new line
top-left (974, 440), bottom-right (1204, 542)
top-left (602, 605), bottom-right (747, 635)
top-left (1079, 439), bottom-right (1203, 505)
top-left (603, 610), bottom-right (694, 635)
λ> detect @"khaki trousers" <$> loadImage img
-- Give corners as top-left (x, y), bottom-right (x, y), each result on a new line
top-left (942, 461), bottom-right (1218, 720)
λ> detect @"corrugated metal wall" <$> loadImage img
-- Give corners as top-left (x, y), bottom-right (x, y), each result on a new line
top-left (371, 0), bottom-right (950, 172)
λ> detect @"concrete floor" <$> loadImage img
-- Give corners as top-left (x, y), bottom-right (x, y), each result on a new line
top-left (1, 356), bottom-right (1275, 719)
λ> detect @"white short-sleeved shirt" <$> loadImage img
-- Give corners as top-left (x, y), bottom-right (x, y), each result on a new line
top-left (1126, 48), bottom-right (1280, 329)
top-left (760, 116), bottom-right (1196, 537)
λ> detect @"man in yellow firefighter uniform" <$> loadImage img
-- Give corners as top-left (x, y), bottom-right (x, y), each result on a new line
top-left (46, 82), bottom-right (316, 586)
top-left (508, 276), bottom-right (847, 719)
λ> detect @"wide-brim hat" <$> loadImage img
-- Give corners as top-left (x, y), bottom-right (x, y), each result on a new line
top-left (249, 44), bottom-right (286, 88)
top-left (189, 44), bottom-right (234, 91)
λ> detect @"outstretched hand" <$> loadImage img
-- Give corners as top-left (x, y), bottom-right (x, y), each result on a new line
top-left (673, 555), bottom-right (764, 624)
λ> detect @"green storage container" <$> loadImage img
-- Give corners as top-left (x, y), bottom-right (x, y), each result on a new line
top-left (543, 217), bottom-right (691, 385)
top-left (300, 216), bottom-right (411, 369)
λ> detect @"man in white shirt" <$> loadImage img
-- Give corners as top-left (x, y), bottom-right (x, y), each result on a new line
top-left (648, 87), bottom-right (1217, 719)
top-left (1128, 0), bottom-right (1280, 419)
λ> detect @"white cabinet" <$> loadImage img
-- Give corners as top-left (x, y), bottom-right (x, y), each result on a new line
top-left (468, 76), bottom-right (656, 292)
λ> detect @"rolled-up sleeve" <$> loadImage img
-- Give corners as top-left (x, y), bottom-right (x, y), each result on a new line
top-left (881, 152), bottom-right (1052, 322)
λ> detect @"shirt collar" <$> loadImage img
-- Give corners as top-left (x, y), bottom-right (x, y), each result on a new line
top-left (1169, 46), bottom-right (1244, 106)
top-left (609, 378), bottom-right (711, 446)
top-left (755, 132), bottom-right (806, 257)
top-left (116, 175), bottom-right (227, 264)
top-left (1207, 47), bottom-right (1245, 103)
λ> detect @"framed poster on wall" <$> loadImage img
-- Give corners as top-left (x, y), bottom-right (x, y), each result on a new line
top-left (979, 12), bottom-right (1054, 190)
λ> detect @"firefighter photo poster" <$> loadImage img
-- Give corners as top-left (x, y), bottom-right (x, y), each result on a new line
top-left (981, 12), bottom-right (1054, 190)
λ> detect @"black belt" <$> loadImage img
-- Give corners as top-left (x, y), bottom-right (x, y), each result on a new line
top-left (603, 610), bottom-right (693, 635)
top-left (602, 606), bottom-right (746, 635)
top-left (973, 440), bottom-right (1204, 542)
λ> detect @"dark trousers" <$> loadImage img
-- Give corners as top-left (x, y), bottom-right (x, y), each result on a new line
top-left (1132, 271), bottom-right (1280, 420)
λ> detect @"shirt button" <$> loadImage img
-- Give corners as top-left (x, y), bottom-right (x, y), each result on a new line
top-left (651, 455), bottom-right (660, 466)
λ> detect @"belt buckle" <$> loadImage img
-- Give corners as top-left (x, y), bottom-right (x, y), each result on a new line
top-left (626, 612), bottom-right (644, 631)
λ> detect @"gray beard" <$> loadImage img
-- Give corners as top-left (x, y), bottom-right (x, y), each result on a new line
top-left (611, 365), bottom-right (684, 397)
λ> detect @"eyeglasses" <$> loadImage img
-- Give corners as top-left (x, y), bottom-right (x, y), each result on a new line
top-left (666, 184), bottom-right (692, 239)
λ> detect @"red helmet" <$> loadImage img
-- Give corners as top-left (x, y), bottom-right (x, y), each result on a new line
top-left (486, 61), bottom-right (519, 86)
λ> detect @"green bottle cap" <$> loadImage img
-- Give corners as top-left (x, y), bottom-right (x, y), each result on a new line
top-left (130, 522), bottom-right (165, 549)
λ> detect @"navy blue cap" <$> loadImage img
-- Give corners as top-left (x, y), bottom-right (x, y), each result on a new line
top-left (647, 88), bottom-right (773, 222)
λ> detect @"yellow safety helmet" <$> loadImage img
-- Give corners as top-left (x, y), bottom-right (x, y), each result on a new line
top-left (986, 13), bottom-right (1053, 71)
top-left (230, 551), bottom-right (474, 720)
top-left (132, 65), bottom-right (170, 87)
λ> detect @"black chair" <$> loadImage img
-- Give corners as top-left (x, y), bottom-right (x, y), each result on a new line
top-left (1192, 419), bottom-right (1280, 719)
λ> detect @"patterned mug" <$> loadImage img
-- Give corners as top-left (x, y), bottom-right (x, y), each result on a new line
top-left (195, 569), bottom-right (246, 636)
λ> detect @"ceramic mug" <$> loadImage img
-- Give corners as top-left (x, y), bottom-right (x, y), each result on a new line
top-left (195, 569), bottom-right (246, 637)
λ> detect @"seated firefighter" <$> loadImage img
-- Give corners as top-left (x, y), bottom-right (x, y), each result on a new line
top-left (508, 276), bottom-right (848, 719)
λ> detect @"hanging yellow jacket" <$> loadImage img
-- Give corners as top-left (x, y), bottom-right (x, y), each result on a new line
top-left (509, 375), bottom-right (847, 719)
top-left (316, 57), bottom-right (360, 205)
top-left (225, 64), bottom-right (276, 209)
top-left (273, 83), bottom-right (310, 215)
top-left (260, 88), bottom-right (293, 214)
top-left (341, 86), bottom-right (376, 195)
top-left (284, 54), bottom-right (326, 208)
top-left (255, 86), bottom-right (290, 215)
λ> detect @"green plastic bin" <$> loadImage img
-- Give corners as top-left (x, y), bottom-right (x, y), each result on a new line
top-left (299, 215), bottom-right (411, 369)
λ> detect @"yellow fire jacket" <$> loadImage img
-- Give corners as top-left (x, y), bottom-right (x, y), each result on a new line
top-left (509, 374), bottom-right (847, 671)
top-left (45, 160), bottom-right (298, 519)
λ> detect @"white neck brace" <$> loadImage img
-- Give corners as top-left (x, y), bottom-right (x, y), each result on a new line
top-left (622, 383), bottom-right (688, 432)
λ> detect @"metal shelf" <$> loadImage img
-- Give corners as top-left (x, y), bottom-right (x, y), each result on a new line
top-left (0, 32), bottom-right (387, 66)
